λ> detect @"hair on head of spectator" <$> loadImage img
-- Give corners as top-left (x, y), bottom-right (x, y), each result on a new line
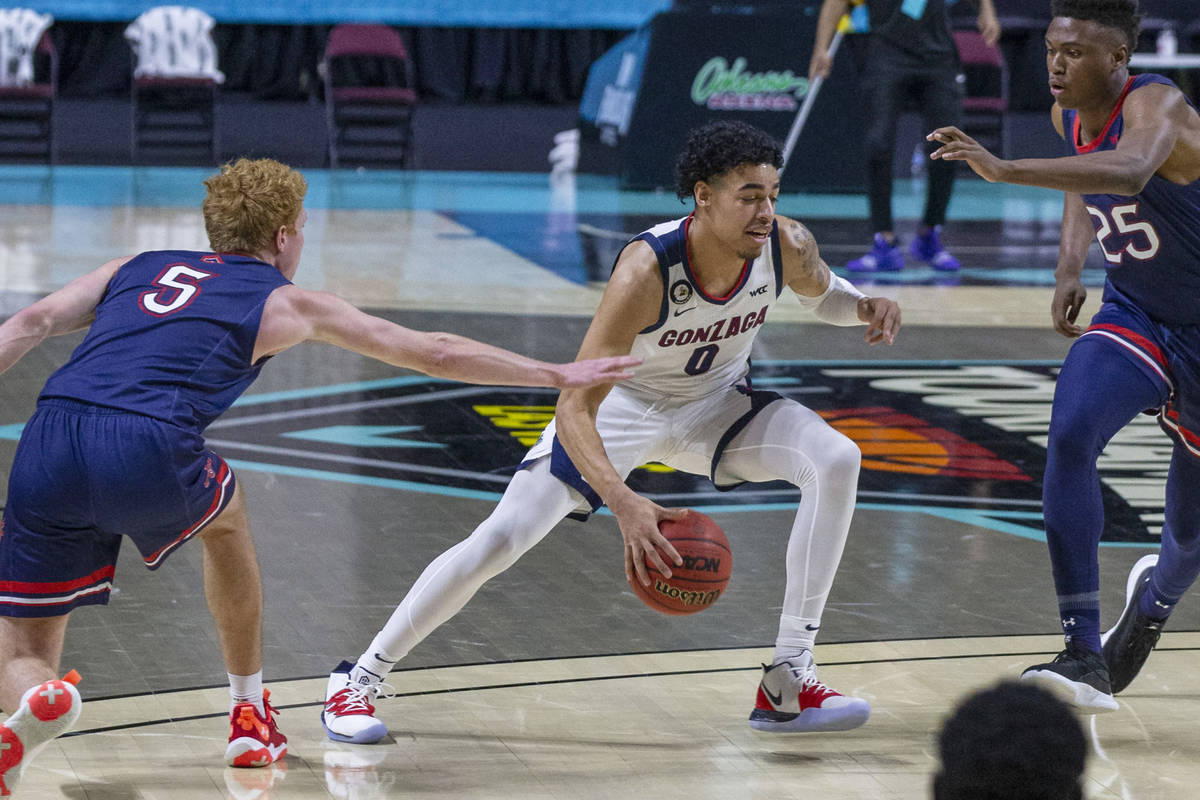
top-left (203, 158), bottom-right (308, 257)
top-left (674, 120), bottom-right (783, 201)
top-left (933, 680), bottom-right (1088, 800)
top-left (1050, 0), bottom-right (1142, 51)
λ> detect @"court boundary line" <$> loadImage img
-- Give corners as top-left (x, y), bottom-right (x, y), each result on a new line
top-left (62, 635), bottom-right (1200, 737)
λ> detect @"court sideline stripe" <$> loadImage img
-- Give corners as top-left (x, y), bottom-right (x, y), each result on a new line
top-left (64, 644), bottom-right (1200, 737)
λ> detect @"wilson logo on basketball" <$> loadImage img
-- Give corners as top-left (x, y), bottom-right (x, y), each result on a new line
top-left (652, 581), bottom-right (722, 608)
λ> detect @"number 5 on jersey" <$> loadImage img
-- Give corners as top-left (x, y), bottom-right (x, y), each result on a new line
top-left (140, 264), bottom-right (218, 316)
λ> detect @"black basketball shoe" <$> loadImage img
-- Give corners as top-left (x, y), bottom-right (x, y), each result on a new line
top-left (1021, 642), bottom-right (1118, 713)
top-left (1102, 554), bottom-right (1167, 694)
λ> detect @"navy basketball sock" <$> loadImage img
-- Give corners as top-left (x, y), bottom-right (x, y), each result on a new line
top-left (1137, 580), bottom-right (1174, 620)
top-left (1057, 599), bottom-right (1101, 653)
top-left (1138, 449), bottom-right (1200, 620)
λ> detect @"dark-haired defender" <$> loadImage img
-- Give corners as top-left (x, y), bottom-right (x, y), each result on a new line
top-left (929, 0), bottom-right (1200, 712)
top-left (322, 120), bottom-right (901, 742)
top-left (933, 681), bottom-right (1087, 800)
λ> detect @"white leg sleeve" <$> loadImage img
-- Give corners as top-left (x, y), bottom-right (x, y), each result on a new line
top-left (715, 400), bottom-right (861, 639)
top-left (365, 458), bottom-right (579, 661)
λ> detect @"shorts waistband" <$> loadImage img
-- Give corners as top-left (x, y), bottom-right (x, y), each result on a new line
top-left (38, 398), bottom-right (146, 417)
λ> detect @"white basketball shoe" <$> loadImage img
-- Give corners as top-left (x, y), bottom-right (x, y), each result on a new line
top-left (749, 651), bottom-right (870, 733)
top-left (322, 661), bottom-right (393, 744)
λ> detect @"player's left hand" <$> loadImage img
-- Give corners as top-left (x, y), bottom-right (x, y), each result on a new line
top-left (926, 126), bottom-right (1006, 182)
top-left (556, 355), bottom-right (642, 388)
top-left (856, 296), bottom-right (900, 345)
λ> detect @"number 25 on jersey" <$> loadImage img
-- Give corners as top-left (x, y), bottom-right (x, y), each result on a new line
top-left (1086, 203), bottom-right (1161, 264)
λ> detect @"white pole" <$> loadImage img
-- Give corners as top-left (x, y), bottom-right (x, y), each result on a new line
top-left (780, 29), bottom-right (844, 175)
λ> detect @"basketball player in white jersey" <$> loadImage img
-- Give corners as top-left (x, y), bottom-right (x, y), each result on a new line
top-left (323, 120), bottom-right (901, 741)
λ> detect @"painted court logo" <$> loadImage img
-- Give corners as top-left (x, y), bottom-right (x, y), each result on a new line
top-left (160, 363), bottom-right (1170, 545)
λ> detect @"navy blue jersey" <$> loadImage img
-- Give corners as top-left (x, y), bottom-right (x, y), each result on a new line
top-left (1061, 74), bottom-right (1200, 325)
top-left (40, 251), bottom-right (290, 432)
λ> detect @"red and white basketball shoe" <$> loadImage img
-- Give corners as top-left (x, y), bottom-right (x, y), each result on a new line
top-left (748, 651), bottom-right (870, 733)
top-left (225, 690), bottom-right (287, 768)
top-left (0, 671), bottom-right (83, 796)
top-left (322, 661), bottom-right (391, 745)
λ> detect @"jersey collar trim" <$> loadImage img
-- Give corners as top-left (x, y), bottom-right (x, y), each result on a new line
top-left (1072, 76), bottom-right (1135, 154)
top-left (682, 214), bottom-right (751, 305)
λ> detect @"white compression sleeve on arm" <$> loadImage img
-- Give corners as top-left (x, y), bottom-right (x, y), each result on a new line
top-left (794, 275), bottom-right (867, 326)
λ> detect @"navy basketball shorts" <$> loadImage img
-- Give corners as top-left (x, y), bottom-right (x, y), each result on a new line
top-left (1080, 300), bottom-right (1200, 460)
top-left (0, 400), bottom-right (236, 617)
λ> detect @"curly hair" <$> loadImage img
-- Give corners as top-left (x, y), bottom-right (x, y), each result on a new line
top-left (934, 681), bottom-right (1087, 800)
top-left (674, 120), bottom-right (783, 201)
top-left (1050, 0), bottom-right (1142, 51)
top-left (202, 158), bottom-right (307, 256)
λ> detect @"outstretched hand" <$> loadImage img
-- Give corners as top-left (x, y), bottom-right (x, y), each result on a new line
top-left (857, 296), bottom-right (900, 346)
top-left (927, 126), bottom-right (1007, 182)
top-left (556, 355), bottom-right (642, 388)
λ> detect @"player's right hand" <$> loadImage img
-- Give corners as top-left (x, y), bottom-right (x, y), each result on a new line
top-left (611, 493), bottom-right (685, 587)
top-left (927, 127), bottom-right (1007, 183)
top-left (1051, 278), bottom-right (1087, 338)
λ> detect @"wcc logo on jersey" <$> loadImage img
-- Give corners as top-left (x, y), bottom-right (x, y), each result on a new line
top-left (180, 363), bottom-right (1168, 545)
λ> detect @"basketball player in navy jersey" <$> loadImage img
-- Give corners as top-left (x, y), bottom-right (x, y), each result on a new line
top-left (928, 0), bottom-right (1200, 712)
top-left (0, 157), bottom-right (638, 789)
top-left (322, 121), bottom-right (901, 744)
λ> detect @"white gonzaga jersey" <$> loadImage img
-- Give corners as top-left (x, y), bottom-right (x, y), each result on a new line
top-left (622, 215), bottom-right (783, 400)
top-left (0, 8), bottom-right (52, 87)
top-left (124, 6), bottom-right (225, 83)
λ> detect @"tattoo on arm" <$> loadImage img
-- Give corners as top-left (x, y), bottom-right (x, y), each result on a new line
top-left (788, 220), bottom-right (818, 278)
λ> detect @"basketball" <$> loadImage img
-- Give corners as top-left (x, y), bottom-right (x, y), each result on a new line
top-left (629, 510), bottom-right (731, 615)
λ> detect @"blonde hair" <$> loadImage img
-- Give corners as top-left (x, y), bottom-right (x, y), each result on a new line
top-left (202, 158), bottom-right (307, 256)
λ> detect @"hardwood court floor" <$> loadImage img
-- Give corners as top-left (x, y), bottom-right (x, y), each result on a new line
top-left (24, 635), bottom-right (1200, 800)
top-left (0, 166), bottom-right (1190, 799)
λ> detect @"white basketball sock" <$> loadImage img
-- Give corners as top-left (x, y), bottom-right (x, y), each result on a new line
top-left (351, 650), bottom-right (395, 684)
top-left (774, 614), bottom-right (820, 663)
top-left (228, 671), bottom-right (263, 715)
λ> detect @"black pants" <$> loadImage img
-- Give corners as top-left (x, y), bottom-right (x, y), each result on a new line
top-left (860, 59), bottom-right (963, 233)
